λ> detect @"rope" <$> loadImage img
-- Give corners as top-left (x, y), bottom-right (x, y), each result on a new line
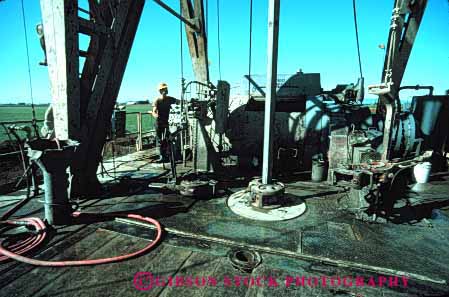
top-left (248, 0), bottom-right (253, 98)
top-left (19, 0), bottom-right (38, 134)
top-left (352, 0), bottom-right (363, 78)
top-left (216, 0), bottom-right (222, 80)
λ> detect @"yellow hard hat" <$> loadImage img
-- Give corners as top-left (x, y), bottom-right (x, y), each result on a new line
top-left (158, 83), bottom-right (168, 90)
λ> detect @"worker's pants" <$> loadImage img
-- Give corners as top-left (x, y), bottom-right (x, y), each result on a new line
top-left (155, 122), bottom-right (170, 160)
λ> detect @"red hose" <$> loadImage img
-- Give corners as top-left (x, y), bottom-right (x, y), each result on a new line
top-left (0, 217), bottom-right (47, 262)
top-left (0, 212), bottom-right (162, 266)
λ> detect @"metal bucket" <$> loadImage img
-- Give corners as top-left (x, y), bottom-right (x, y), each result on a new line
top-left (413, 162), bottom-right (431, 184)
top-left (311, 159), bottom-right (327, 182)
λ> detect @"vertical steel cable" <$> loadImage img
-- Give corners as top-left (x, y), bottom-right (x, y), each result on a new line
top-left (20, 0), bottom-right (38, 132)
top-left (352, 0), bottom-right (363, 78)
top-left (248, 0), bottom-right (253, 97)
top-left (216, 0), bottom-right (222, 80)
top-left (179, 0), bottom-right (184, 82)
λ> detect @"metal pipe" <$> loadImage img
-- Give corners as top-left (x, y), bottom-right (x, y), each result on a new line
top-left (261, 0), bottom-right (280, 184)
top-left (180, 78), bottom-right (186, 167)
top-left (26, 139), bottom-right (78, 225)
top-left (153, 0), bottom-right (199, 32)
top-left (36, 159), bottom-right (72, 225)
top-left (398, 85), bottom-right (434, 96)
top-left (381, 102), bottom-right (395, 161)
top-left (137, 112), bottom-right (143, 151)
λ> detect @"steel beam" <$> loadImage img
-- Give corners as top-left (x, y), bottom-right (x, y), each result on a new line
top-left (262, 0), bottom-right (280, 184)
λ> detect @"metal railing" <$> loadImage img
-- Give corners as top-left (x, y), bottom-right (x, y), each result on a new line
top-left (122, 111), bottom-right (156, 152)
top-left (0, 120), bottom-right (43, 158)
top-left (0, 111), bottom-right (156, 158)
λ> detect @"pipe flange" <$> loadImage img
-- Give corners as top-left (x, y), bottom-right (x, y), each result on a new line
top-left (227, 190), bottom-right (306, 221)
top-left (248, 179), bottom-right (285, 209)
top-left (227, 249), bottom-right (262, 273)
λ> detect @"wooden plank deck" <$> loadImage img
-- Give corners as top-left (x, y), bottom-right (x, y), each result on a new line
top-left (1, 150), bottom-right (449, 296)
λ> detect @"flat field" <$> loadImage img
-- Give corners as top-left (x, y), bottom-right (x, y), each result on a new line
top-left (0, 104), bottom-right (155, 143)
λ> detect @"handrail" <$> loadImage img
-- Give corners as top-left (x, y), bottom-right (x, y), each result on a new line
top-left (0, 114), bottom-right (156, 158)
top-left (0, 120), bottom-right (45, 158)
top-left (125, 111), bottom-right (151, 115)
top-left (0, 120), bottom-right (44, 125)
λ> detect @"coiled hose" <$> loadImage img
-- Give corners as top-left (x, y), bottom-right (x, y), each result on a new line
top-left (0, 211), bottom-right (162, 266)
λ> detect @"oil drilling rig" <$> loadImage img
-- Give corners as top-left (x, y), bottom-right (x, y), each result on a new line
top-left (1, 0), bottom-right (449, 296)
top-left (33, 0), bottom-right (448, 222)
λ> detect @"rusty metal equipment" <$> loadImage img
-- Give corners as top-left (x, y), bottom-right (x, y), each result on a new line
top-left (179, 178), bottom-right (216, 198)
top-left (368, 0), bottom-right (428, 161)
top-left (227, 188), bottom-right (306, 221)
top-left (248, 178), bottom-right (285, 209)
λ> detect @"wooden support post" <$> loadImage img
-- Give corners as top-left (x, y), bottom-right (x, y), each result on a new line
top-left (180, 0), bottom-right (223, 172)
top-left (180, 0), bottom-right (209, 83)
top-left (153, 0), bottom-right (199, 32)
top-left (82, 0), bottom-right (145, 192)
top-left (40, 0), bottom-right (145, 196)
top-left (380, 0), bottom-right (427, 98)
top-left (40, 0), bottom-right (81, 141)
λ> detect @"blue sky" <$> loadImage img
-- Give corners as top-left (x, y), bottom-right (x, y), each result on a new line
top-left (0, 0), bottom-right (448, 104)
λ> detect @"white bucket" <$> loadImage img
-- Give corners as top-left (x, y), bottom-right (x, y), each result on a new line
top-left (413, 162), bottom-right (432, 184)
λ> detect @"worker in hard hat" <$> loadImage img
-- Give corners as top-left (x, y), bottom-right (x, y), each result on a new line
top-left (150, 83), bottom-right (179, 162)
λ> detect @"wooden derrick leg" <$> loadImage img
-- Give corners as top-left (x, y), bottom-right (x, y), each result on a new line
top-left (41, 0), bottom-right (145, 197)
top-left (40, 0), bottom-right (81, 141)
top-left (71, 0), bottom-right (145, 196)
top-left (82, 0), bottom-right (145, 193)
